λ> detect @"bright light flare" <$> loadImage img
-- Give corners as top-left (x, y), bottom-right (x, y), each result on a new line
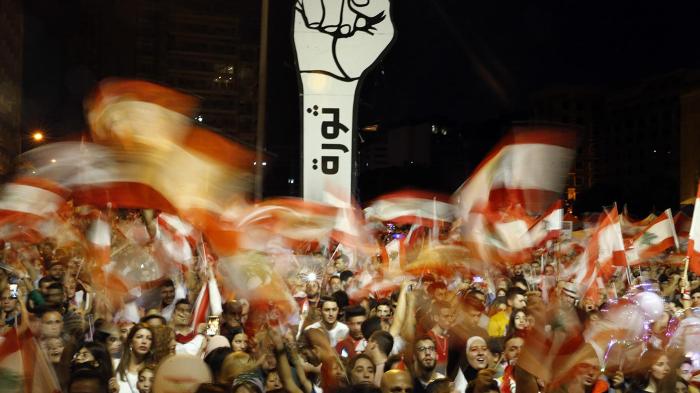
top-left (32, 131), bottom-right (45, 142)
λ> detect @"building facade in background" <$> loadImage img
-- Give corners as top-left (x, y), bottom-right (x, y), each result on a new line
top-left (530, 69), bottom-right (700, 212)
top-left (131, 0), bottom-right (260, 145)
top-left (0, 0), bottom-right (23, 173)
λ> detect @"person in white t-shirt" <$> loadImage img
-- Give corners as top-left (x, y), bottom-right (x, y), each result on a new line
top-left (305, 296), bottom-right (348, 347)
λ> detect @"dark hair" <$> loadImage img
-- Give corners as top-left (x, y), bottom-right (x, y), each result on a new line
top-left (71, 341), bottom-right (114, 381)
top-left (691, 287), bottom-right (700, 296)
top-left (426, 378), bottom-right (453, 393)
top-left (369, 330), bottom-right (393, 356)
top-left (332, 291), bottom-right (349, 310)
top-left (69, 365), bottom-right (109, 393)
top-left (506, 287), bottom-right (526, 301)
top-left (38, 276), bottom-right (55, 288)
top-left (361, 316), bottom-right (382, 340)
top-left (318, 296), bottom-right (338, 309)
top-left (344, 305), bottom-right (366, 320)
top-left (339, 270), bottom-right (354, 282)
top-left (161, 279), bottom-right (175, 288)
top-left (204, 347), bottom-right (233, 381)
top-left (175, 298), bottom-right (191, 307)
top-left (385, 354), bottom-right (404, 371)
top-left (347, 353), bottom-right (375, 384)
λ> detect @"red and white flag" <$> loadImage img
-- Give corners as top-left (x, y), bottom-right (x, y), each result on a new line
top-left (154, 213), bottom-right (197, 268)
top-left (565, 206), bottom-right (627, 293)
top-left (687, 183), bottom-right (700, 274)
top-left (454, 126), bottom-right (576, 221)
top-left (528, 200), bottom-right (564, 247)
top-left (626, 209), bottom-right (678, 264)
top-left (364, 190), bottom-right (454, 227)
top-left (0, 328), bottom-right (61, 393)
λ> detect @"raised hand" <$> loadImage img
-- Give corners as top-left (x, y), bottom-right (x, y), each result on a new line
top-left (294, 0), bottom-right (395, 81)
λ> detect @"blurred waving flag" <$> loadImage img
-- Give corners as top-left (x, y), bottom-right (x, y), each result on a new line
top-left (687, 182), bottom-right (700, 274)
top-left (453, 126), bottom-right (576, 265)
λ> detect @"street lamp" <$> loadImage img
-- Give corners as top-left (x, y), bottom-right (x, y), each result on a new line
top-left (31, 131), bottom-right (45, 142)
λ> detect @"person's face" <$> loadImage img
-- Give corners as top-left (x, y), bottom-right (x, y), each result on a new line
top-left (119, 323), bottom-right (134, 342)
top-left (131, 328), bottom-right (153, 357)
top-left (41, 311), bottom-right (63, 338)
top-left (514, 311), bottom-right (528, 330)
top-left (39, 280), bottom-right (54, 296)
top-left (513, 266), bottom-right (522, 275)
top-left (160, 286), bottom-right (175, 306)
top-left (466, 340), bottom-right (489, 370)
top-left (576, 363), bottom-right (599, 387)
top-left (174, 303), bottom-right (192, 326)
top-left (692, 292), bottom-right (700, 307)
top-left (300, 345), bottom-right (321, 366)
top-left (351, 357), bottom-right (375, 385)
top-left (265, 371), bottom-right (284, 391)
top-left (544, 265), bottom-right (555, 276)
top-left (321, 301), bottom-right (339, 326)
top-left (376, 305), bottom-right (392, 320)
top-left (45, 288), bottom-right (65, 307)
top-left (347, 315), bottom-right (366, 339)
top-left (137, 369), bottom-right (154, 393)
top-left (73, 347), bottom-right (96, 365)
top-left (436, 307), bottom-right (456, 330)
top-left (531, 262), bottom-right (540, 272)
top-left (48, 264), bottom-right (65, 280)
top-left (331, 360), bottom-right (348, 386)
top-left (415, 339), bottom-right (437, 372)
top-left (107, 332), bottom-right (123, 356)
top-left (679, 363), bottom-right (693, 382)
top-left (381, 372), bottom-right (413, 393)
top-left (64, 277), bottom-right (77, 298)
top-left (329, 277), bottom-right (343, 293)
top-left (69, 378), bottom-right (102, 393)
top-left (1, 289), bottom-right (17, 313)
top-left (43, 337), bottom-right (64, 364)
top-left (504, 337), bottom-right (524, 364)
top-left (231, 333), bottom-right (248, 352)
top-left (464, 308), bottom-right (481, 326)
top-left (651, 355), bottom-right (671, 381)
top-left (434, 288), bottom-right (447, 301)
top-left (306, 281), bottom-right (320, 297)
top-left (510, 294), bottom-right (527, 310)
top-left (676, 381), bottom-right (689, 393)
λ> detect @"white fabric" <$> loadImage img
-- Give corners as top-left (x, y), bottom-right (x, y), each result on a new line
top-left (305, 321), bottom-right (349, 347)
top-left (175, 334), bottom-right (206, 356)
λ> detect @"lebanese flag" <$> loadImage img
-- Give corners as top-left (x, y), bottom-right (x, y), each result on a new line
top-left (686, 183), bottom-right (700, 274)
top-left (675, 210), bottom-right (692, 238)
top-left (454, 126), bottom-right (576, 222)
top-left (0, 328), bottom-right (61, 393)
top-left (154, 213), bottom-right (197, 268)
top-left (86, 214), bottom-right (112, 267)
top-left (626, 209), bottom-right (678, 264)
top-left (566, 206), bottom-right (626, 291)
top-left (529, 200), bottom-right (564, 247)
top-left (0, 177), bottom-right (68, 228)
top-left (364, 190), bottom-right (454, 227)
top-left (620, 209), bottom-right (657, 237)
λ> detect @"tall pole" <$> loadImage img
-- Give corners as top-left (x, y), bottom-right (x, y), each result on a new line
top-left (254, 0), bottom-right (270, 201)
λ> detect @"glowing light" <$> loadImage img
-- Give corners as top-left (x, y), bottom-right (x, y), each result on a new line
top-left (50, 159), bottom-right (56, 163)
top-left (32, 131), bottom-right (45, 142)
top-left (306, 272), bottom-right (317, 282)
top-left (262, 162), bottom-right (267, 166)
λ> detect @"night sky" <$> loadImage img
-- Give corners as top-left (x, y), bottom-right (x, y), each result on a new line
top-left (21, 1), bottom-right (700, 201)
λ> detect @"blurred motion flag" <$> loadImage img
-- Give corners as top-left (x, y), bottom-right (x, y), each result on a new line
top-left (625, 208), bottom-right (678, 264)
top-left (364, 190), bottom-right (454, 227)
top-left (0, 328), bottom-right (61, 393)
top-left (687, 182), bottom-right (700, 274)
top-left (454, 126), bottom-right (576, 220)
top-left (620, 209), bottom-right (657, 237)
top-left (453, 126), bottom-right (575, 265)
top-left (0, 177), bottom-right (68, 233)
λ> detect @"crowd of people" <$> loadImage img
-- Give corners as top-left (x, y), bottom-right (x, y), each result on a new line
top-left (1, 78), bottom-right (699, 393)
top-left (1, 207), bottom-right (700, 393)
